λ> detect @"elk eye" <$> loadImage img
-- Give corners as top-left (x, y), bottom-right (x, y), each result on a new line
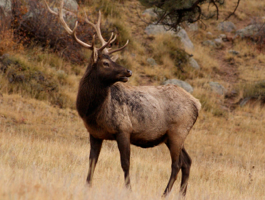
top-left (103, 61), bottom-right (110, 67)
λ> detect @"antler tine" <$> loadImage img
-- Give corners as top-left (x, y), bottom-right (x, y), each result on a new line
top-left (44, 0), bottom-right (129, 54)
top-left (72, 23), bottom-right (93, 49)
top-left (110, 34), bottom-right (117, 44)
top-left (96, 11), bottom-right (106, 46)
top-left (84, 11), bottom-right (109, 47)
top-left (98, 32), bottom-right (115, 52)
top-left (57, 0), bottom-right (76, 35)
top-left (108, 40), bottom-right (129, 54)
top-left (43, 0), bottom-right (57, 15)
top-left (43, 0), bottom-right (93, 49)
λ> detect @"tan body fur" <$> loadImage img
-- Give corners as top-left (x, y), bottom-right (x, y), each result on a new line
top-left (83, 83), bottom-right (201, 148)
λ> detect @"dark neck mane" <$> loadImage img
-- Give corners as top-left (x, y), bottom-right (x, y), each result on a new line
top-left (76, 66), bottom-right (110, 119)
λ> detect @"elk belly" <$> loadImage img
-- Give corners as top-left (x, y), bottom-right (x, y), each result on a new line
top-left (130, 133), bottom-right (168, 148)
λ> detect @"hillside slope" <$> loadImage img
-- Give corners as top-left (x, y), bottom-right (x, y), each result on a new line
top-left (0, 0), bottom-right (265, 199)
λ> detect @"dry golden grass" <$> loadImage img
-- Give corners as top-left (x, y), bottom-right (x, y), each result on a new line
top-left (236, 0), bottom-right (265, 17)
top-left (1, 92), bottom-right (265, 200)
top-left (191, 45), bottom-right (219, 73)
top-left (227, 40), bottom-right (265, 83)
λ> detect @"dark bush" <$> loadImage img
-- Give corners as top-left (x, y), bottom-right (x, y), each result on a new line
top-left (10, 0), bottom-right (96, 64)
top-left (256, 23), bottom-right (265, 50)
top-left (3, 0), bottom-right (126, 64)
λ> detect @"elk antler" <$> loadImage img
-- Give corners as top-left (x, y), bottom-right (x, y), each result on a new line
top-left (43, 0), bottom-right (129, 55)
top-left (108, 40), bottom-right (129, 54)
top-left (44, 0), bottom-right (93, 49)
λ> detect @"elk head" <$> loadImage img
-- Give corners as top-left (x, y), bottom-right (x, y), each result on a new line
top-left (43, 0), bottom-right (132, 85)
top-left (92, 53), bottom-right (132, 85)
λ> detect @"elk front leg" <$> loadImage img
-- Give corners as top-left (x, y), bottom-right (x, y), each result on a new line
top-left (116, 133), bottom-right (131, 188)
top-left (87, 134), bottom-right (103, 185)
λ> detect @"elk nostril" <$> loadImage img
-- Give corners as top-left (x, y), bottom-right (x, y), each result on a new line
top-left (127, 70), bottom-right (132, 76)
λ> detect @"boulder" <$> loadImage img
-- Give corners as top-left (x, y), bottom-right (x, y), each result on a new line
top-left (240, 97), bottom-right (251, 107)
top-left (219, 34), bottom-right (227, 39)
top-left (217, 21), bottom-right (236, 32)
top-left (145, 25), bottom-right (194, 50)
top-left (6, 0), bottom-right (79, 30)
top-left (145, 24), bottom-right (174, 35)
top-left (142, 8), bottom-right (157, 18)
top-left (175, 28), bottom-right (194, 50)
top-left (214, 38), bottom-right (223, 45)
top-left (162, 79), bottom-right (194, 93)
top-left (62, 0), bottom-right (78, 11)
top-left (206, 32), bottom-right (213, 39)
top-left (0, 0), bottom-right (11, 9)
top-left (228, 50), bottom-right (240, 55)
top-left (146, 58), bottom-right (157, 66)
top-left (202, 40), bottom-right (216, 47)
top-left (235, 24), bottom-right (260, 38)
top-left (189, 57), bottom-right (200, 70)
top-left (0, 0), bottom-right (78, 14)
top-left (0, 0), bottom-right (11, 16)
top-left (44, 0), bottom-right (78, 12)
top-left (187, 22), bottom-right (198, 31)
top-left (209, 82), bottom-right (227, 95)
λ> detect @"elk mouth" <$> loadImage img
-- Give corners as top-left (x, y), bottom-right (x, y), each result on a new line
top-left (119, 70), bottom-right (132, 82)
top-left (120, 77), bottom-right (129, 82)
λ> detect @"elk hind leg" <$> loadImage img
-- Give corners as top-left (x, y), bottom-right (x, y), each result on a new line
top-left (180, 147), bottom-right (192, 196)
top-left (163, 136), bottom-right (184, 196)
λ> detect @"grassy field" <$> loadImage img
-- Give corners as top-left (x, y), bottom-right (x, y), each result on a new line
top-left (1, 94), bottom-right (265, 199)
top-left (1, 0), bottom-right (265, 199)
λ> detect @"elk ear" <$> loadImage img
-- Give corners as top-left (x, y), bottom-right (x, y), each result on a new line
top-left (110, 54), bottom-right (119, 62)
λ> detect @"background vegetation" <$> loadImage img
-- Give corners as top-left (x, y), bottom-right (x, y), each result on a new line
top-left (0, 0), bottom-right (265, 199)
top-left (139, 0), bottom-right (241, 30)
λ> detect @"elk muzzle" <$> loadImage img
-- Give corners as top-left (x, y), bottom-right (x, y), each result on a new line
top-left (119, 69), bottom-right (132, 82)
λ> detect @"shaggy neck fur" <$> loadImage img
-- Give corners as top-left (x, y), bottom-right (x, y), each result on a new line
top-left (76, 64), bottom-right (110, 119)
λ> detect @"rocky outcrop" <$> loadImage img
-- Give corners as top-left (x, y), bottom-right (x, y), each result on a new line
top-left (235, 24), bottom-right (261, 38)
top-left (218, 21), bottom-right (236, 32)
top-left (189, 57), bottom-right (200, 70)
top-left (162, 79), bottom-right (194, 93)
top-left (145, 24), bottom-right (194, 50)
top-left (176, 28), bottom-right (194, 50)
top-left (228, 50), bottom-right (240, 55)
top-left (209, 82), bottom-right (227, 95)
top-left (142, 8), bottom-right (157, 18)
top-left (146, 58), bottom-right (157, 66)
top-left (0, 0), bottom-right (78, 13)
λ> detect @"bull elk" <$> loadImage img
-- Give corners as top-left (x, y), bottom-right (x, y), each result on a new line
top-left (44, 0), bottom-right (201, 196)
